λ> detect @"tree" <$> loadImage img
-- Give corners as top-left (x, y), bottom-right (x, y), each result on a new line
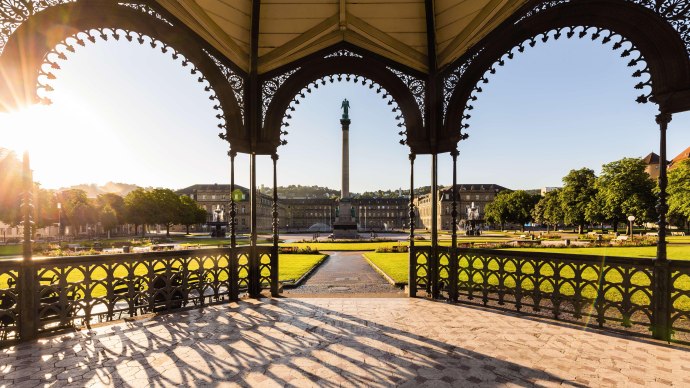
top-left (178, 195), bottom-right (207, 234)
top-left (0, 149), bottom-right (22, 226)
top-left (124, 188), bottom-right (155, 237)
top-left (560, 168), bottom-right (597, 234)
top-left (485, 191), bottom-right (512, 230)
top-left (595, 158), bottom-right (657, 232)
top-left (150, 188), bottom-right (182, 237)
top-left (58, 189), bottom-right (96, 237)
top-left (532, 190), bottom-right (563, 232)
top-left (99, 205), bottom-right (119, 239)
top-left (506, 191), bottom-right (541, 232)
top-left (668, 159), bottom-right (690, 229)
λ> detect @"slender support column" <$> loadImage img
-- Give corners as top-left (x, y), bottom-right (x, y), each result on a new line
top-left (450, 149), bottom-right (459, 302)
top-left (229, 150), bottom-right (237, 248)
top-left (430, 153), bottom-right (439, 298)
top-left (271, 154), bottom-right (280, 296)
top-left (19, 152), bottom-right (36, 340)
top-left (408, 153), bottom-right (417, 297)
top-left (249, 153), bottom-right (260, 298)
top-left (653, 112), bottom-right (672, 341)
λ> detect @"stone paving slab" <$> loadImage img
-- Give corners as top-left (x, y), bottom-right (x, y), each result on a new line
top-left (2, 298), bottom-right (690, 387)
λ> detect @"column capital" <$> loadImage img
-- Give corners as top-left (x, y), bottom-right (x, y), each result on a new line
top-left (228, 150), bottom-right (237, 158)
top-left (409, 153), bottom-right (416, 162)
top-left (450, 148), bottom-right (459, 158)
top-left (271, 153), bottom-right (279, 161)
top-left (656, 112), bottom-right (672, 126)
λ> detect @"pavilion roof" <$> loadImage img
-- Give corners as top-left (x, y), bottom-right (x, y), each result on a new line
top-left (154, 0), bottom-right (528, 74)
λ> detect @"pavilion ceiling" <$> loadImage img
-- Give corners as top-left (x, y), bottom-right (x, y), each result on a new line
top-left (154, 0), bottom-right (529, 74)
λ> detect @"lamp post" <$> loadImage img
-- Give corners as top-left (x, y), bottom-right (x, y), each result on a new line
top-left (628, 215), bottom-right (636, 239)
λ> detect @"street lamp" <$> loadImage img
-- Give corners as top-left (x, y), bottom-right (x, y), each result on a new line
top-left (628, 215), bottom-right (636, 239)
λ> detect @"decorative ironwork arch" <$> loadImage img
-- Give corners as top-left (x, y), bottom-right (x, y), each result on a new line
top-left (260, 46), bottom-right (428, 154)
top-left (0, 1), bottom-right (247, 150)
top-left (442, 0), bottom-right (690, 151)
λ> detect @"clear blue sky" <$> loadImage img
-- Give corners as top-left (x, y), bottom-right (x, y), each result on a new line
top-left (1, 35), bottom-right (689, 192)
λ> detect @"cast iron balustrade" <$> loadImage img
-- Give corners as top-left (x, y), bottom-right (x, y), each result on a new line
top-left (0, 246), bottom-right (278, 345)
top-left (410, 246), bottom-right (690, 343)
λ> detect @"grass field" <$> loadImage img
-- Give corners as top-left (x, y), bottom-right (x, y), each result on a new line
top-left (0, 254), bottom-right (326, 297)
top-left (0, 245), bottom-right (21, 257)
top-left (364, 253), bottom-right (408, 284)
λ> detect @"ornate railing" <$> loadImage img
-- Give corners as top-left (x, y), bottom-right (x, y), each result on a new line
top-left (410, 246), bottom-right (690, 342)
top-left (0, 246), bottom-right (278, 345)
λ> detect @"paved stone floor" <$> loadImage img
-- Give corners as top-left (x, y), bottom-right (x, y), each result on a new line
top-left (2, 298), bottom-right (690, 387)
top-left (284, 251), bottom-right (402, 295)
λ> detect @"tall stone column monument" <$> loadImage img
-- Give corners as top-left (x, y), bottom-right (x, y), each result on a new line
top-left (333, 98), bottom-right (359, 239)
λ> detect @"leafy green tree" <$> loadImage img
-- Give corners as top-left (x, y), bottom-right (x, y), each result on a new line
top-left (595, 158), bottom-right (657, 232)
top-left (99, 205), bottom-right (119, 238)
top-left (0, 150), bottom-right (22, 226)
top-left (668, 159), bottom-right (690, 229)
top-left (506, 191), bottom-right (541, 232)
top-left (58, 189), bottom-right (96, 236)
top-left (585, 193), bottom-right (607, 232)
top-left (560, 168), bottom-right (597, 234)
top-left (485, 191), bottom-right (512, 230)
top-left (124, 188), bottom-right (155, 237)
top-left (150, 188), bottom-right (182, 237)
top-left (178, 195), bottom-right (208, 234)
top-left (532, 190), bottom-right (563, 232)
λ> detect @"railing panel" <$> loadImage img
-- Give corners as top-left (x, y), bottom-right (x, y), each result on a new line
top-left (411, 246), bottom-right (431, 295)
top-left (0, 260), bottom-right (20, 344)
top-left (454, 249), bottom-right (654, 335)
top-left (670, 262), bottom-right (690, 342)
top-left (256, 246), bottom-right (277, 295)
top-left (31, 248), bottom-right (234, 334)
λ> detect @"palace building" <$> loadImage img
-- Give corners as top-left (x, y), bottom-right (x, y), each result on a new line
top-left (415, 184), bottom-right (510, 231)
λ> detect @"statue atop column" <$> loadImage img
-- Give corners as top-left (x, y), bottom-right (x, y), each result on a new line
top-left (341, 98), bottom-right (350, 120)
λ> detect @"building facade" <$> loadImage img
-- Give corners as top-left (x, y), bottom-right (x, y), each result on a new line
top-left (277, 197), bottom-right (408, 232)
top-left (177, 184), bottom-right (273, 232)
top-left (415, 184), bottom-right (510, 231)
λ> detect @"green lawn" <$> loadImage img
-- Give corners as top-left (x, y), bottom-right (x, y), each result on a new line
top-left (282, 242), bottom-right (404, 251)
top-left (279, 254), bottom-right (326, 283)
top-left (364, 252), bottom-right (408, 284)
top-left (0, 245), bottom-right (21, 257)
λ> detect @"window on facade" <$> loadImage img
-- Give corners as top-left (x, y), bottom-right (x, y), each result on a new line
top-left (465, 195), bottom-right (470, 200)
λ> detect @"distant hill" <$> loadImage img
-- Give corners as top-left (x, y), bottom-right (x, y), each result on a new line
top-left (58, 182), bottom-right (140, 198)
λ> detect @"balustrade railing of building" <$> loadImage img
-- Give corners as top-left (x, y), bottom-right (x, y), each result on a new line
top-left (410, 246), bottom-right (690, 343)
top-left (0, 246), bottom-right (278, 345)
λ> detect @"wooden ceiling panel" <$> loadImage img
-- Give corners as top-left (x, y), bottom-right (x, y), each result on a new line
top-left (156, 0), bottom-right (526, 74)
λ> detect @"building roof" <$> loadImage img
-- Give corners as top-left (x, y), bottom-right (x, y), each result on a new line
top-left (642, 152), bottom-right (661, 165)
top-left (671, 146), bottom-right (690, 166)
top-left (176, 183), bottom-right (250, 195)
top-left (155, 0), bottom-right (528, 74)
top-left (441, 184), bottom-right (510, 192)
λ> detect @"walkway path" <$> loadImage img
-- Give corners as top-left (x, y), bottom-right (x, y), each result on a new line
top-left (284, 251), bottom-right (402, 295)
top-left (2, 298), bottom-right (688, 387)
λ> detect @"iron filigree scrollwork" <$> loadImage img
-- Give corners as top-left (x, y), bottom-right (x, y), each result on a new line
top-left (205, 49), bottom-right (245, 124)
top-left (0, 0), bottom-right (75, 55)
top-left (386, 66), bottom-right (426, 126)
top-left (118, 3), bottom-right (173, 27)
top-left (521, 0), bottom-right (690, 57)
top-left (36, 28), bottom-right (227, 132)
top-left (442, 50), bottom-right (481, 124)
top-left (450, 26), bottom-right (651, 134)
top-left (323, 49), bottom-right (363, 59)
top-left (262, 68), bottom-right (300, 126)
top-left (276, 73), bottom-right (407, 147)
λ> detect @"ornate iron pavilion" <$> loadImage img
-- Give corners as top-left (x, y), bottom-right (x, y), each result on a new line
top-left (2, 0), bottom-right (690, 343)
